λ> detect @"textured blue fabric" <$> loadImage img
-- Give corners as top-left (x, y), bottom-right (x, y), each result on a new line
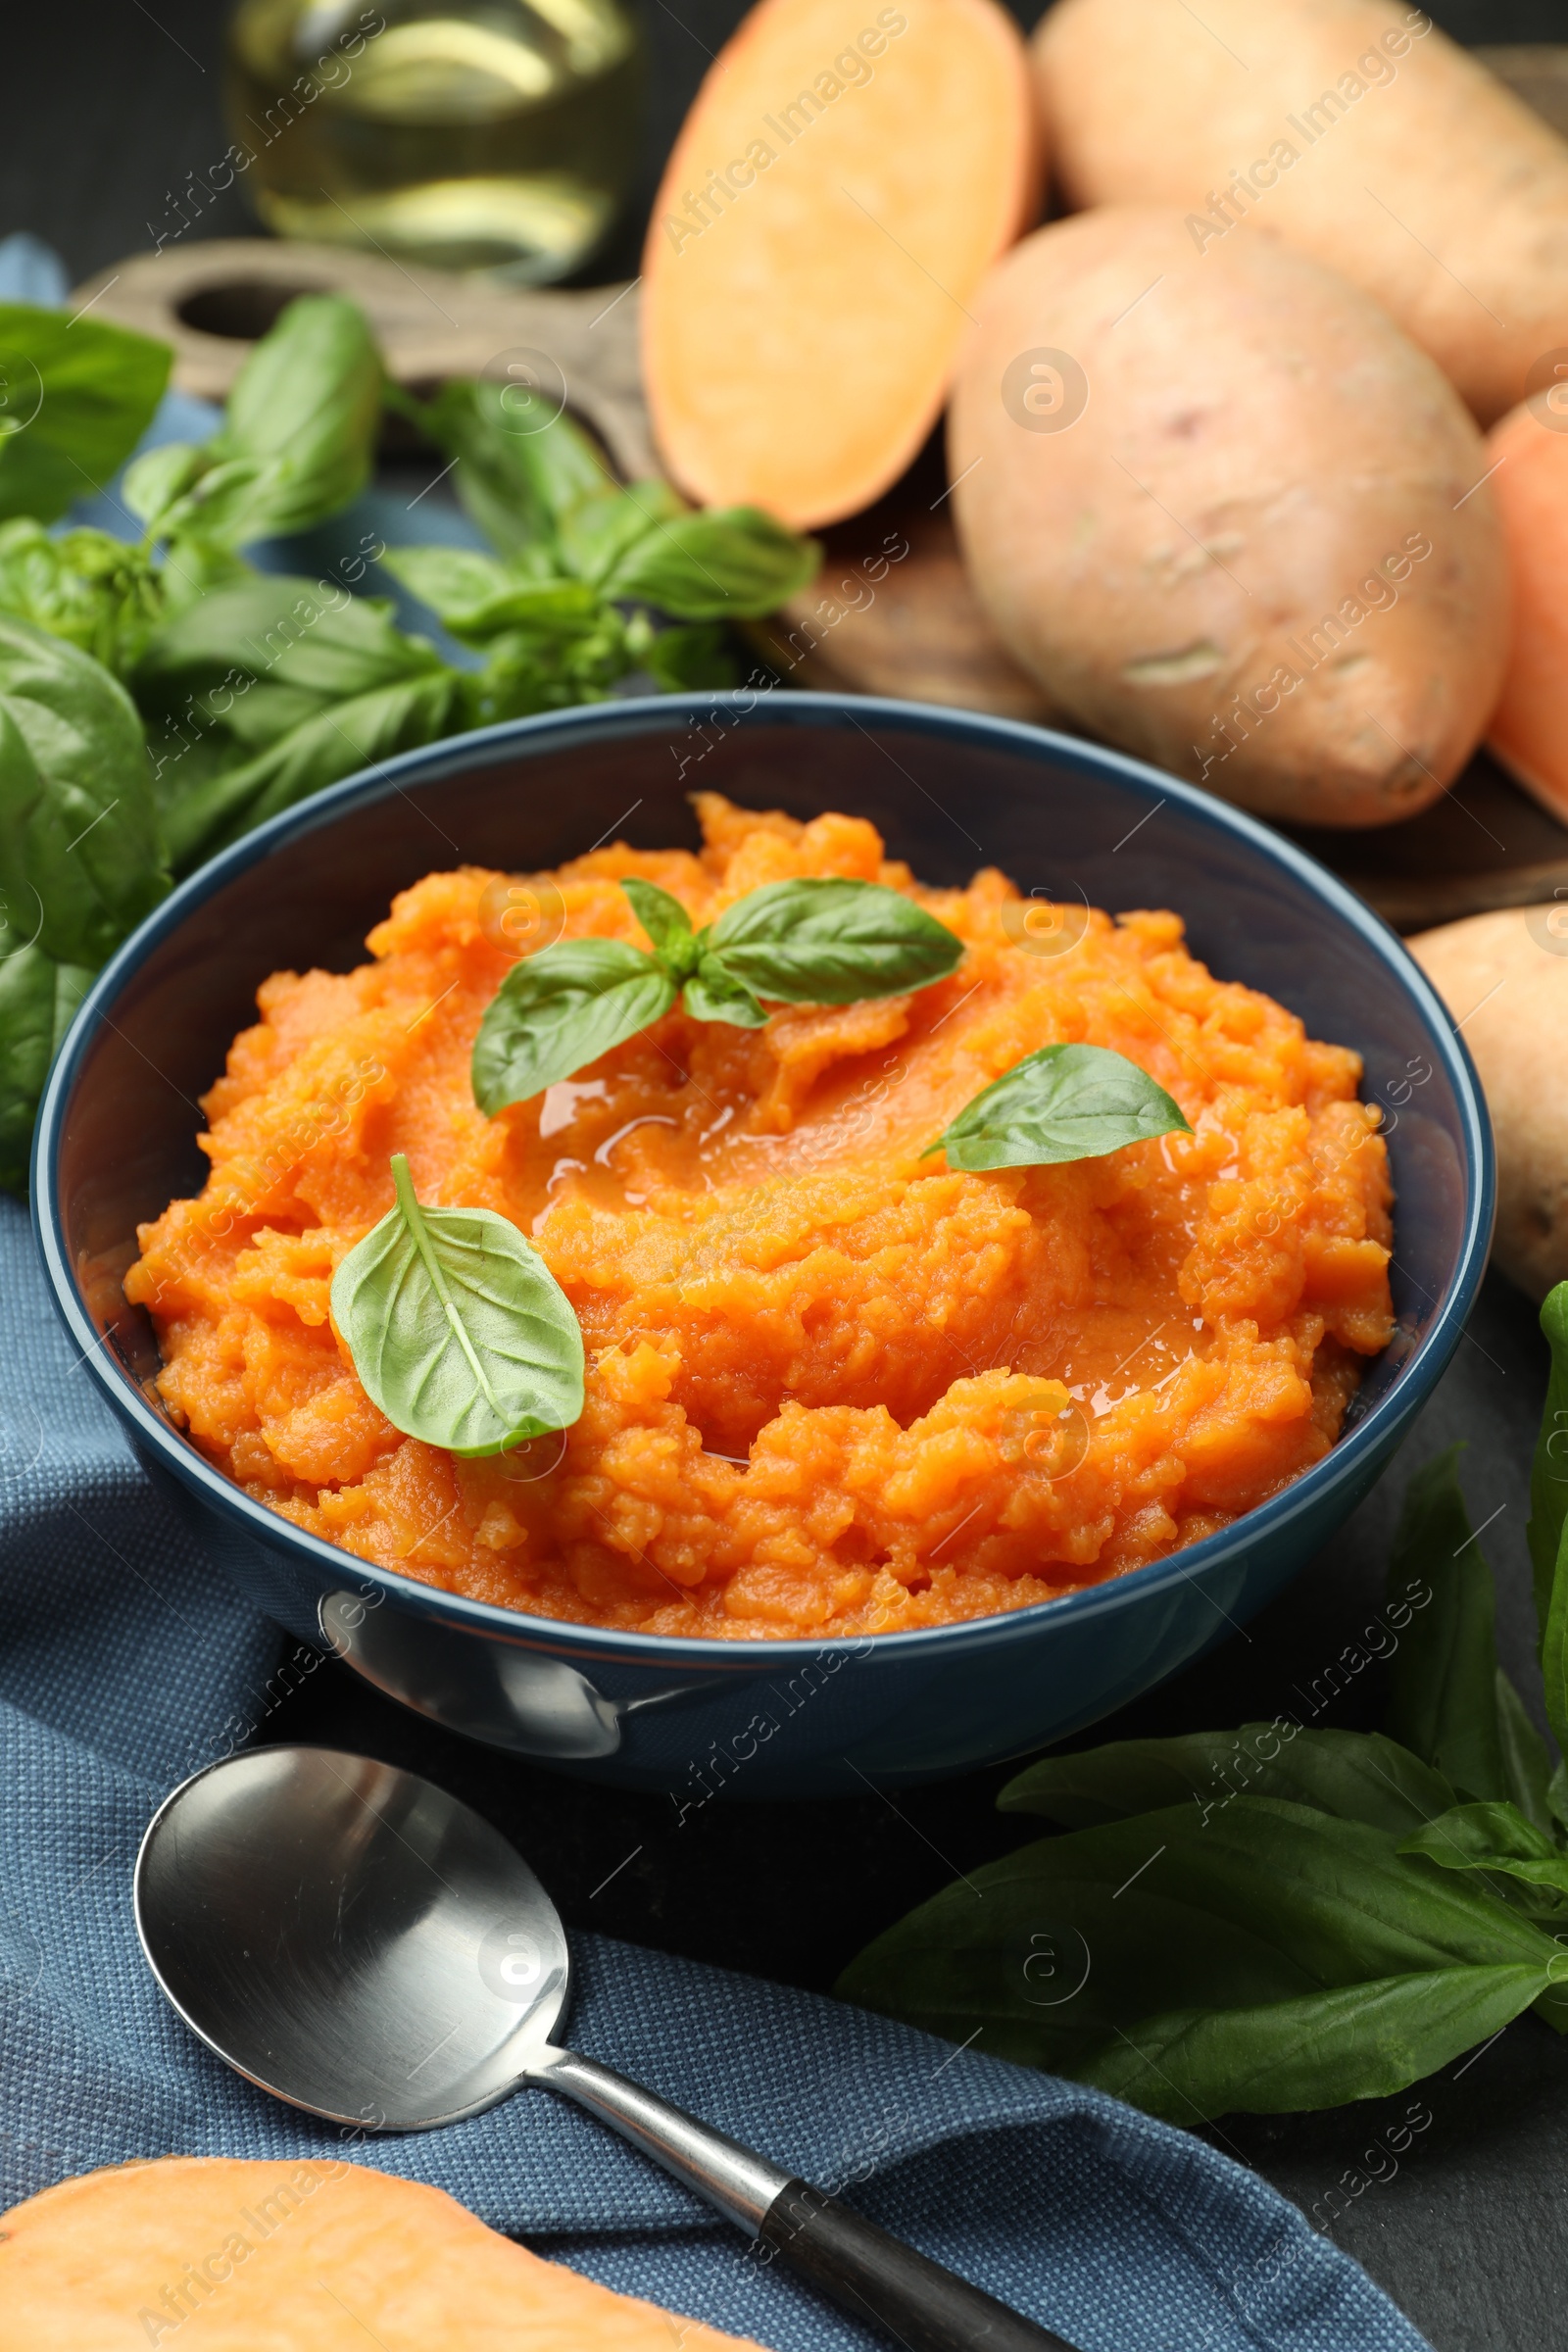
top-left (0, 1188), bottom-right (1432, 2352)
top-left (0, 231), bottom-right (1430, 2352)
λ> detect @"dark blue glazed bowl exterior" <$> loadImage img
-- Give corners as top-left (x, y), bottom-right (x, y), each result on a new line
top-left (34, 695), bottom-right (1493, 1797)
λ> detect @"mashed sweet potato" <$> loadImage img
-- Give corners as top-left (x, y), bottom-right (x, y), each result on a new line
top-left (126, 797), bottom-right (1394, 1639)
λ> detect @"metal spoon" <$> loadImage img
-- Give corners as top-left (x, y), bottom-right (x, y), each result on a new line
top-left (135, 1746), bottom-right (1079, 2352)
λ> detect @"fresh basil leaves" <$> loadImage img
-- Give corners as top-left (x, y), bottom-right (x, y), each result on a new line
top-left (0, 942), bottom-right (91, 1193)
top-left (708, 878), bottom-right (961, 1004)
top-left (472, 876), bottom-right (963, 1114)
top-left (388, 384), bottom-right (820, 707)
top-left (0, 613), bottom-right (168, 967)
top-left (929, 1043), bottom-right (1191, 1172)
top-left (472, 939), bottom-right (681, 1118)
top-left (0, 302), bottom-right (172, 524)
top-left (837, 1353), bottom-right (1568, 2124)
top-left (331, 1152), bottom-right (584, 1456)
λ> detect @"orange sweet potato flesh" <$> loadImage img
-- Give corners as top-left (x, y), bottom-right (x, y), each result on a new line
top-left (1485, 398), bottom-right (1568, 824)
top-left (641, 0), bottom-right (1041, 528)
top-left (0, 2156), bottom-right (767, 2351)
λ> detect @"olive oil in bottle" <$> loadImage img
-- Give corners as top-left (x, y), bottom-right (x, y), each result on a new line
top-left (225, 0), bottom-right (643, 283)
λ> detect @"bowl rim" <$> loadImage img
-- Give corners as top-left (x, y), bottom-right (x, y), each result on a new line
top-left (33, 689), bottom-right (1495, 1669)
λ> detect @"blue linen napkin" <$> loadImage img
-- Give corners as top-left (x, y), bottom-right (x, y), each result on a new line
top-left (0, 229), bottom-right (1431, 2352)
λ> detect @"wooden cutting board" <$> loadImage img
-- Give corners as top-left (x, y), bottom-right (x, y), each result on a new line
top-left (70, 43), bottom-right (1568, 934)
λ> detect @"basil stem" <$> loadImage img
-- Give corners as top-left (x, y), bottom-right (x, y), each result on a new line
top-left (330, 1152), bottom-right (584, 1457)
top-left (929, 1043), bottom-right (1191, 1172)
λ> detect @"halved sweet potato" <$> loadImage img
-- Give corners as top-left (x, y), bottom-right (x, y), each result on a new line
top-left (1484, 397), bottom-right (1568, 823)
top-left (0, 2156), bottom-right (766, 2350)
top-left (642, 0), bottom-right (1041, 528)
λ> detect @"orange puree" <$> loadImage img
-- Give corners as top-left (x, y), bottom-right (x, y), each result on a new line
top-left (126, 796), bottom-right (1394, 1640)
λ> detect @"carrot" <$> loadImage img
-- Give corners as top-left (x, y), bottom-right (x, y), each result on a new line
top-left (641, 0), bottom-right (1041, 529)
top-left (1485, 398), bottom-right (1568, 823)
top-left (0, 2156), bottom-right (768, 2350)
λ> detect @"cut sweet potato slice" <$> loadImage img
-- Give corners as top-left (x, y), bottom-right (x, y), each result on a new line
top-left (0, 2156), bottom-right (768, 2350)
top-left (642, 0), bottom-right (1041, 529)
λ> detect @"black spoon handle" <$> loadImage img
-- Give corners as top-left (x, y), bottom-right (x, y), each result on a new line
top-left (533, 2048), bottom-right (1083, 2352)
top-left (758, 2177), bottom-right (1081, 2352)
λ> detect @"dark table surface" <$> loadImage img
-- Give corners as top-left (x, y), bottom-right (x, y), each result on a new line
top-left (9, 5), bottom-right (1567, 2348)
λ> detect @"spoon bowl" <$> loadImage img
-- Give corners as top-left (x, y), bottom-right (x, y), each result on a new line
top-left (136, 1745), bottom-right (569, 2130)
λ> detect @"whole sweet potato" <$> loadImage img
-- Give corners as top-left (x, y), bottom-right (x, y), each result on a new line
top-left (1033, 0), bottom-right (1568, 425)
top-left (1410, 906), bottom-right (1568, 1302)
top-left (948, 208), bottom-right (1508, 827)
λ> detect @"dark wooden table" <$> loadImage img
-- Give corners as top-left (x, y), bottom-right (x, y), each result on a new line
top-left (10, 6), bottom-right (1567, 2347)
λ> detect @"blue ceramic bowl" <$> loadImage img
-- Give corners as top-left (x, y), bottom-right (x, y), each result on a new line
top-left (34, 694), bottom-right (1492, 1797)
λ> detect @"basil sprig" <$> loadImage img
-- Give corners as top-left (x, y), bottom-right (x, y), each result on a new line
top-left (837, 1293), bottom-right (1568, 2124)
top-left (0, 301), bottom-right (171, 525)
top-left (472, 876), bottom-right (962, 1115)
top-left (331, 1152), bottom-right (583, 1456)
top-left (928, 1043), bottom-right (1191, 1172)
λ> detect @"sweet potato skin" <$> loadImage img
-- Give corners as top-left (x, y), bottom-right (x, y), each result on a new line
top-left (1484, 398), bottom-right (1568, 823)
top-left (948, 207), bottom-right (1509, 828)
top-left (642, 0), bottom-right (1041, 528)
top-left (1410, 907), bottom-right (1568, 1302)
top-left (1033, 0), bottom-right (1568, 426)
top-left (0, 2157), bottom-right (768, 2351)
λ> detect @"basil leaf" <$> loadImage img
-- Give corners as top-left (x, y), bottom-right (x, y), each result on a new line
top-left (0, 941), bottom-right (92, 1197)
top-left (1529, 1282), bottom-right (1568, 1647)
top-left (161, 672), bottom-right (463, 872)
top-left (331, 1152), bottom-right (583, 1456)
top-left (380, 546), bottom-right (602, 646)
top-left (135, 576), bottom-right (444, 724)
top-left (1001, 1726), bottom-right (1459, 1838)
top-left (0, 302), bottom-right (171, 524)
top-left (1398, 1801), bottom-right (1568, 1902)
top-left (471, 939), bottom-right (676, 1115)
top-left (0, 614), bottom-right (168, 965)
top-left (559, 479), bottom-right (687, 586)
top-left (211, 294), bottom-right (381, 540)
top-left (122, 440), bottom-right (210, 535)
top-left (156, 457), bottom-right (275, 549)
top-left (1530, 1284), bottom-right (1568, 1763)
top-left (619, 876), bottom-right (698, 976)
top-left (1496, 1666), bottom-right (1557, 1834)
top-left (603, 505), bottom-right (821, 619)
top-left (930, 1043), bottom-right (1190, 1173)
top-left (707, 877), bottom-right (962, 1006)
top-left (837, 1798), bottom-right (1560, 2120)
top-left (1083, 1968), bottom-right (1548, 2122)
top-left (1385, 1446), bottom-right (1510, 1803)
top-left (415, 383), bottom-right (613, 559)
top-left (640, 621), bottom-right (737, 694)
top-left (682, 955), bottom-right (767, 1028)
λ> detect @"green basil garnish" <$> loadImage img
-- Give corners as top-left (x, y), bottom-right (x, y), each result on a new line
top-left (472, 937), bottom-right (679, 1117)
top-left (330, 1152), bottom-right (583, 1456)
top-left (928, 1043), bottom-right (1191, 1172)
top-left (471, 875), bottom-right (963, 1115)
top-left (705, 878), bottom-right (962, 1005)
